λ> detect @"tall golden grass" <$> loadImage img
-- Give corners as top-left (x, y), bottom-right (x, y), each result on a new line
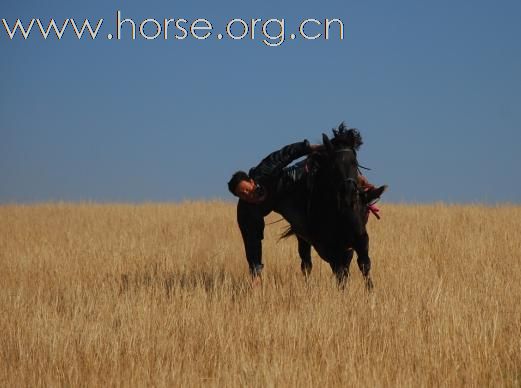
top-left (1, 201), bottom-right (520, 386)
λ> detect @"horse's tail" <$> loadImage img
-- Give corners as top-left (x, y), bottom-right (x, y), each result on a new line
top-left (279, 225), bottom-right (296, 240)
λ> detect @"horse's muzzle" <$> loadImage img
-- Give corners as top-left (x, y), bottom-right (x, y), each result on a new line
top-left (338, 178), bottom-right (359, 211)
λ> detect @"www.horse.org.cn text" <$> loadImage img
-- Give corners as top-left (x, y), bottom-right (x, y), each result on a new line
top-left (2, 11), bottom-right (345, 47)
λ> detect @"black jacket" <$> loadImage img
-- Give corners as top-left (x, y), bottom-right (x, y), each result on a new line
top-left (248, 140), bottom-right (310, 205)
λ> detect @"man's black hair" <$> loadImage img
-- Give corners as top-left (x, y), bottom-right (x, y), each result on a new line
top-left (228, 170), bottom-right (250, 195)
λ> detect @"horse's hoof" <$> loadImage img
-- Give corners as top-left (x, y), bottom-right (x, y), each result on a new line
top-left (365, 277), bottom-right (374, 291)
top-left (251, 275), bottom-right (262, 288)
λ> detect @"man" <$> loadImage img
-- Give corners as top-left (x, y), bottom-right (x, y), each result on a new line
top-left (227, 138), bottom-right (384, 280)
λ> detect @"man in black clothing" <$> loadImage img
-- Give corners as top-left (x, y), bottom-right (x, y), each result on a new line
top-left (228, 140), bottom-right (319, 279)
top-left (227, 139), bottom-right (384, 280)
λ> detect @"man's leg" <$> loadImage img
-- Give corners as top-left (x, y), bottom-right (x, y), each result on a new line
top-left (237, 201), bottom-right (266, 278)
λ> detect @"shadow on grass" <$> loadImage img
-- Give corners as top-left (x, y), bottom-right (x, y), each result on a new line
top-left (115, 265), bottom-right (251, 299)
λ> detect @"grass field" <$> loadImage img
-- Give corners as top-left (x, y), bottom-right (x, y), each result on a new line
top-left (1, 201), bottom-right (520, 386)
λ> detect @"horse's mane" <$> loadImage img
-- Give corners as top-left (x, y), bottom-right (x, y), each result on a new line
top-left (305, 122), bottom-right (363, 166)
top-left (330, 122), bottom-right (363, 151)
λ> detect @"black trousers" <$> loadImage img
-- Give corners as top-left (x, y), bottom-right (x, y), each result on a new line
top-left (237, 195), bottom-right (309, 275)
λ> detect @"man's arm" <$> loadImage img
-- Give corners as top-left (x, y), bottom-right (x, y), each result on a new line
top-left (249, 140), bottom-right (313, 182)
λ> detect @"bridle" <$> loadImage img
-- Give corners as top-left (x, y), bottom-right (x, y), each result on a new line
top-left (334, 148), bottom-right (371, 174)
top-left (333, 148), bottom-right (361, 193)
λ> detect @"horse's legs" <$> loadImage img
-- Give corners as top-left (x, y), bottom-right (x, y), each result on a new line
top-left (333, 249), bottom-right (354, 288)
top-left (297, 236), bottom-right (312, 277)
top-left (316, 245), bottom-right (353, 288)
top-left (354, 232), bottom-right (374, 291)
top-left (272, 198), bottom-right (313, 277)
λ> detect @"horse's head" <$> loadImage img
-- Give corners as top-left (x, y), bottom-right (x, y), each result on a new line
top-left (321, 127), bottom-right (363, 213)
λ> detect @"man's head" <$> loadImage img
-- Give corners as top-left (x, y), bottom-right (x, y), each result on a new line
top-left (228, 171), bottom-right (266, 204)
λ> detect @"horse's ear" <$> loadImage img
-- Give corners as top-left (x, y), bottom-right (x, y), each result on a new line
top-left (322, 133), bottom-right (333, 154)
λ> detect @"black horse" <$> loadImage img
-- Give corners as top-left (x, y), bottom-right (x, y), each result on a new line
top-left (283, 126), bottom-right (376, 289)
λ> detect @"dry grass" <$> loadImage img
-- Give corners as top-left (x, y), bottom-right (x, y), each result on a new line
top-left (1, 201), bottom-right (520, 387)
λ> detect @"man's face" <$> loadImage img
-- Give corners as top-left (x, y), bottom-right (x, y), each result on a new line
top-left (235, 179), bottom-right (266, 204)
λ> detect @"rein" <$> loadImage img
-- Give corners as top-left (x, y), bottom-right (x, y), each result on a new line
top-left (266, 218), bottom-right (285, 226)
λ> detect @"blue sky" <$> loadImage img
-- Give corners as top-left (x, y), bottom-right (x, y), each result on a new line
top-left (1, 0), bottom-right (520, 203)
